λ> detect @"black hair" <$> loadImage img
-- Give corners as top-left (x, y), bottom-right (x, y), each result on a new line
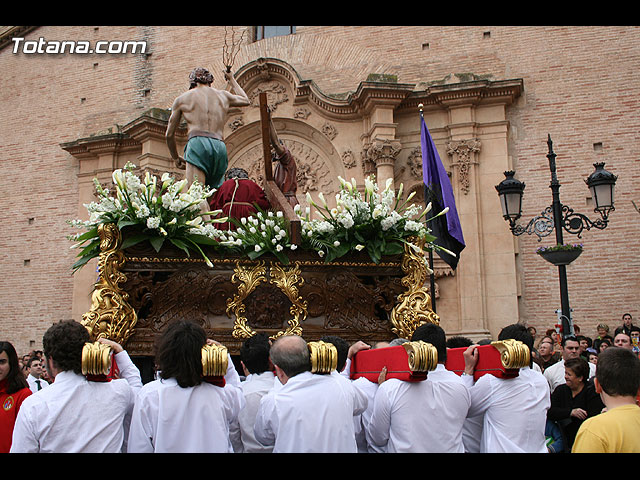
top-left (411, 323), bottom-right (447, 362)
top-left (156, 321), bottom-right (207, 388)
top-left (564, 356), bottom-right (589, 383)
top-left (0, 341), bottom-right (29, 394)
top-left (596, 347), bottom-right (640, 397)
top-left (43, 320), bottom-right (90, 375)
top-left (319, 335), bottom-right (349, 372)
top-left (240, 332), bottom-right (271, 375)
top-left (561, 335), bottom-right (579, 348)
top-left (446, 336), bottom-right (473, 349)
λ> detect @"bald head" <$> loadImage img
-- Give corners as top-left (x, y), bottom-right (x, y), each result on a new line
top-left (270, 335), bottom-right (310, 381)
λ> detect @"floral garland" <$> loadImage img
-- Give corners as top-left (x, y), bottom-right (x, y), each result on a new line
top-left (69, 166), bottom-right (454, 271)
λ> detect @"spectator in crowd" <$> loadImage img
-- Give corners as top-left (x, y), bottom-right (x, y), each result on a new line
top-left (547, 356), bottom-right (605, 452)
top-left (614, 313), bottom-right (635, 338)
top-left (535, 336), bottom-right (561, 372)
top-left (593, 323), bottom-right (614, 352)
top-left (11, 321), bottom-right (142, 453)
top-left (613, 332), bottom-right (632, 350)
top-left (586, 350), bottom-right (598, 366)
top-left (25, 357), bottom-right (49, 393)
top-left (544, 335), bottom-right (596, 393)
top-left (598, 338), bottom-right (612, 354)
top-left (577, 335), bottom-right (592, 361)
top-left (0, 341), bottom-right (32, 453)
top-left (572, 347), bottom-right (640, 453)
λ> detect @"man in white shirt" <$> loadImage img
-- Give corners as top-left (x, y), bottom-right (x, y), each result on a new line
top-left (253, 334), bottom-right (367, 453)
top-left (127, 320), bottom-right (244, 453)
top-left (10, 320), bottom-right (142, 453)
top-left (366, 324), bottom-right (471, 453)
top-left (544, 335), bottom-right (596, 393)
top-left (25, 357), bottom-right (49, 393)
top-left (462, 323), bottom-right (550, 453)
top-left (230, 332), bottom-right (276, 453)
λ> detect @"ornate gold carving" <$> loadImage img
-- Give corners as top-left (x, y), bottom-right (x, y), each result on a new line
top-left (227, 261), bottom-right (268, 339)
top-left (268, 262), bottom-right (307, 340)
top-left (228, 261), bottom-right (307, 341)
top-left (82, 223), bottom-right (138, 345)
top-left (81, 341), bottom-right (112, 376)
top-left (390, 236), bottom-right (439, 339)
top-left (201, 344), bottom-right (229, 377)
top-left (308, 341), bottom-right (337, 374)
top-left (491, 339), bottom-right (531, 370)
top-left (402, 340), bottom-right (438, 372)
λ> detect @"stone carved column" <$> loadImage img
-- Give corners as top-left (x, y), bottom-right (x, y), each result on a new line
top-left (363, 138), bottom-right (402, 188)
top-left (446, 139), bottom-right (481, 195)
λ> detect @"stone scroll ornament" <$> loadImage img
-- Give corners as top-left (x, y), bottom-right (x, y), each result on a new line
top-left (227, 261), bottom-right (307, 341)
top-left (390, 236), bottom-right (440, 339)
top-left (81, 223), bottom-right (138, 345)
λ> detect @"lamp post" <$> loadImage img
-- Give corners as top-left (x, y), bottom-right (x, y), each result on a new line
top-left (495, 135), bottom-right (617, 337)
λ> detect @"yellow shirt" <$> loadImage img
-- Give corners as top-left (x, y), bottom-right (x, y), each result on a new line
top-left (572, 404), bottom-right (640, 453)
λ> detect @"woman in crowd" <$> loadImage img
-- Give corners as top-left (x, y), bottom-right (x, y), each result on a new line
top-left (547, 356), bottom-right (605, 452)
top-left (0, 341), bottom-right (32, 453)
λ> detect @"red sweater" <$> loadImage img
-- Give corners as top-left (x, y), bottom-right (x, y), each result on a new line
top-left (0, 379), bottom-right (32, 453)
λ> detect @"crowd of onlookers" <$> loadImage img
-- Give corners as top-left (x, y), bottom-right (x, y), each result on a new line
top-left (528, 312), bottom-right (639, 371)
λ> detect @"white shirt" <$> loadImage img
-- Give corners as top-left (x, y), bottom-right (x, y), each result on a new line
top-left (254, 370), bottom-right (367, 453)
top-left (462, 367), bottom-right (550, 453)
top-left (127, 375), bottom-right (244, 453)
top-left (230, 371), bottom-right (276, 453)
top-left (543, 358), bottom-right (596, 393)
top-left (366, 364), bottom-right (471, 453)
top-left (352, 377), bottom-right (382, 452)
top-left (26, 374), bottom-right (49, 394)
top-left (10, 351), bottom-right (142, 453)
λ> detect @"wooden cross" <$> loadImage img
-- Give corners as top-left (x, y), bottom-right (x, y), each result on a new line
top-left (258, 92), bottom-right (301, 245)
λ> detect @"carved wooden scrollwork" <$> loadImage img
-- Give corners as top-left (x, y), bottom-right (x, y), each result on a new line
top-left (228, 261), bottom-right (307, 341)
top-left (81, 223), bottom-right (138, 345)
top-left (390, 237), bottom-right (439, 339)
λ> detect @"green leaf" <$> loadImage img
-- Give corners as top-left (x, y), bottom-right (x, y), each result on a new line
top-left (74, 226), bottom-right (99, 243)
top-left (117, 218), bottom-right (140, 229)
top-left (149, 235), bottom-right (165, 252)
top-left (185, 233), bottom-right (220, 246)
top-left (169, 238), bottom-right (191, 257)
top-left (72, 253), bottom-right (97, 273)
top-left (383, 241), bottom-right (404, 256)
top-left (77, 239), bottom-right (100, 258)
top-left (120, 233), bottom-right (152, 250)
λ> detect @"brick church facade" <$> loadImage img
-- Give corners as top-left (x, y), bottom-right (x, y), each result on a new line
top-left (1, 26), bottom-right (638, 356)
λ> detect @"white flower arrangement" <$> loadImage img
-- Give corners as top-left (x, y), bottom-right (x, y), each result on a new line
top-left (219, 209), bottom-right (297, 264)
top-left (297, 175), bottom-right (450, 264)
top-left (68, 162), bottom-right (228, 270)
top-left (69, 166), bottom-right (453, 271)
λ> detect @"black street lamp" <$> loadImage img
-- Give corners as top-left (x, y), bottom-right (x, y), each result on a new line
top-left (495, 135), bottom-right (617, 337)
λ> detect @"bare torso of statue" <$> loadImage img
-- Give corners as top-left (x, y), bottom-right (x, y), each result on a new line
top-left (172, 85), bottom-right (230, 140)
top-left (165, 67), bottom-right (250, 219)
